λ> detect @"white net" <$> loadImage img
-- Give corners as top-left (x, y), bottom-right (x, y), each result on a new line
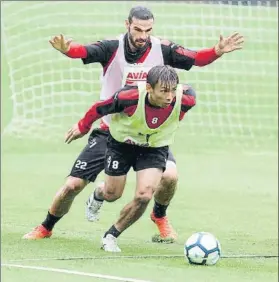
top-left (1, 1), bottom-right (278, 152)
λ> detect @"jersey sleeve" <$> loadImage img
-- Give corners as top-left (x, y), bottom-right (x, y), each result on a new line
top-left (78, 86), bottom-right (139, 134)
top-left (81, 40), bottom-right (119, 67)
top-left (161, 40), bottom-right (195, 70)
top-left (179, 85), bottom-right (197, 121)
top-left (161, 39), bottom-right (220, 70)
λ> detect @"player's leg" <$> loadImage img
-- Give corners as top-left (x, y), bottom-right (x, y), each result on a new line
top-left (116, 168), bottom-right (162, 231)
top-left (101, 146), bottom-right (168, 252)
top-left (151, 149), bottom-right (178, 243)
top-left (86, 181), bottom-right (105, 221)
top-left (86, 138), bottom-right (132, 221)
top-left (82, 130), bottom-right (111, 221)
top-left (100, 137), bottom-right (135, 252)
top-left (102, 168), bottom-right (163, 253)
top-left (87, 134), bottom-right (133, 223)
top-left (23, 129), bottom-right (108, 239)
top-left (100, 173), bottom-right (127, 253)
top-left (154, 150), bottom-right (178, 206)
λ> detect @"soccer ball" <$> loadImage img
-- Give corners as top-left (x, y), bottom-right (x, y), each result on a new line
top-left (184, 232), bottom-right (221, 265)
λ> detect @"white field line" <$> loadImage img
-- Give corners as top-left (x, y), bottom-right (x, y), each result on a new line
top-left (1, 263), bottom-right (153, 282)
top-left (6, 254), bottom-right (183, 262)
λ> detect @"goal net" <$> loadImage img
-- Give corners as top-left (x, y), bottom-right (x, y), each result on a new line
top-left (1, 1), bottom-right (278, 152)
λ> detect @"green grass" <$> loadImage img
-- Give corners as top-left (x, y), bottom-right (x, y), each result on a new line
top-left (1, 1), bottom-right (278, 282)
top-left (1, 140), bottom-right (278, 282)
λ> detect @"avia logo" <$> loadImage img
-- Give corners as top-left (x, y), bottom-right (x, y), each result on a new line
top-left (125, 71), bottom-right (148, 85)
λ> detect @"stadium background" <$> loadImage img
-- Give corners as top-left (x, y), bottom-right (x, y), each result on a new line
top-left (1, 1), bottom-right (278, 281)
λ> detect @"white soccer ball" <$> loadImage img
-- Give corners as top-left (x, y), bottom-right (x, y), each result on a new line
top-left (184, 232), bottom-right (221, 265)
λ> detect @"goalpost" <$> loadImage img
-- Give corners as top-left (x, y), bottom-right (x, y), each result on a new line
top-left (1, 1), bottom-right (278, 151)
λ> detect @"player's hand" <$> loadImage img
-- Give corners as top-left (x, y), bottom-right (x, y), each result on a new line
top-left (49, 34), bottom-right (73, 53)
top-left (215, 32), bottom-right (244, 56)
top-left (65, 124), bottom-right (84, 144)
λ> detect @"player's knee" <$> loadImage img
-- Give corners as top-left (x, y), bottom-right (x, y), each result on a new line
top-left (103, 181), bottom-right (124, 202)
top-left (135, 189), bottom-right (153, 206)
top-left (104, 192), bottom-right (120, 202)
top-left (103, 190), bottom-right (121, 202)
top-left (64, 176), bottom-right (87, 194)
top-left (162, 165), bottom-right (178, 188)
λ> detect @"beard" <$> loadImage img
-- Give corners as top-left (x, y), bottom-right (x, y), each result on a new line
top-left (128, 29), bottom-right (149, 50)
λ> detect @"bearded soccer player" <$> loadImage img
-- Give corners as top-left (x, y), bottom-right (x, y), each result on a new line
top-left (23, 6), bottom-right (244, 241)
top-left (65, 65), bottom-right (196, 252)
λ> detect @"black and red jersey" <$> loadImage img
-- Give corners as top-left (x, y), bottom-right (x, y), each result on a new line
top-left (66, 33), bottom-right (220, 71)
top-left (78, 84), bottom-right (196, 134)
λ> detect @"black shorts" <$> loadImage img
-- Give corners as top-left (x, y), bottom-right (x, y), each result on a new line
top-left (69, 129), bottom-right (176, 182)
top-left (105, 134), bottom-right (169, 176)
top-left (69, 129), bottom-right (109, 182)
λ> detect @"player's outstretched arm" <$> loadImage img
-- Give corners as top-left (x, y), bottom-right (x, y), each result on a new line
top-left (49, 34), bottom-right (73, 53)
top-left (49, 35), bottom-right (113, 62)
top-left (64, 100), bottom-right (105, 144)
top-left (161, 32), bottom-right (244, 70)
top-left (214, 32), bottom-right (244, 56)
top-left (64, 99), bottom-right (106, 144)
top-left (65, 88), bottom-right (134, 144)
